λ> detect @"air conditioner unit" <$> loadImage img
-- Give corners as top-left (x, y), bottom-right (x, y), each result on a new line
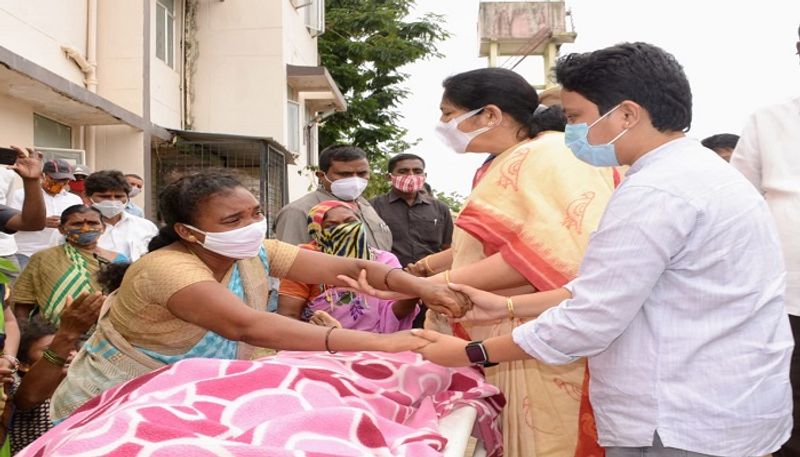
top-left (35, 147), bottom-right (87, 167)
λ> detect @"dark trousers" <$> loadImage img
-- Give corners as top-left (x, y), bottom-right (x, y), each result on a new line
top-left (777, 314), bottom-right (800, 457)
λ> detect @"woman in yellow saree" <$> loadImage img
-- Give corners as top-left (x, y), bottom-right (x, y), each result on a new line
top-left (425, 68), bottom-right (620, 457)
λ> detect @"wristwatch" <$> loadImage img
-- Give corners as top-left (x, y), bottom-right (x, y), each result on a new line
top-left (465, 341), bottom-right (498, 367)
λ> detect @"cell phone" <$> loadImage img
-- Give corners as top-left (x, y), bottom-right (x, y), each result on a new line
top-left (0, 147), bottom-right (18, 166)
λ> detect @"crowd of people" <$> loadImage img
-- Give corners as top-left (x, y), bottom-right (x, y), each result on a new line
top-left (0, 30), bottom-right (797, 457)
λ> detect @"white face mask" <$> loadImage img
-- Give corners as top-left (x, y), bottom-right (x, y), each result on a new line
top-left (92, 200), bottom-right (126, 219)
top-left (434, 107), bottom-right (496, 154)
top-left (129, 187), bottom-right (142, 198)
top-left (325, 175), bottom-right (368, 201)
top-left (184, 218), bottom-right (267, 259)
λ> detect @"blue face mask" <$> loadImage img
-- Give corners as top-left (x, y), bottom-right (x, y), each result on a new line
top-left (66, 229), bottom-right (103, 246)
top-left (564, 104), bottom-right (629, 167)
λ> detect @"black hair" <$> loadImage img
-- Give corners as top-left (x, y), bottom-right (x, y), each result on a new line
top-left (125, 173), bottom-right (144, 181)
top-left (318, 145), bottom-right (368, 172)
top-left (18, 315), bottom-right (57, 365)
top-left (387, 153), bottom-right (426, 173)
top-left (532, 104), bottom-right (567, 132)
top-left (701, 133), bottom-right (739, 151)
top-left (442, 67), bottom-right (555, 139)
top-left (60, 204), bottom-right (103, 225)
top-left (555, 42), bottom-right (692, 132)
top-left (97, 261), bottom-right (131, 294)
top-left (85, 170), bottom-right (132, 196)
top-left (148, 170), bottom-right (243, 251)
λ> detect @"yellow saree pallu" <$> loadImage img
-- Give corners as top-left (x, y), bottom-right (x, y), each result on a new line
top-left (453, 132), bottom-right (618, 457)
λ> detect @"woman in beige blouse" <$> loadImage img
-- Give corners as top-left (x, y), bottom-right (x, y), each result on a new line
top-left (50, 170), bottom-right (464, 422)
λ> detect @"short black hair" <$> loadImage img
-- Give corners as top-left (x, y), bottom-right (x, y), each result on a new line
top-left (148, 170), bottom-right (243, 251)
top-left (125, 173), bottom-right (143, 181)
top-left (443, 68), bottom-right (554, 138)
top-left (388, 154), bottom-right (426, 173)
top-left (701, 133), bottom-right (739, 151)
top-left (97, 261), bottom-right (131, 294)
top-left (85, 170), bottom-right (132, 196)
top-left (18, 315), bottom-right (57, 365)
top-left (318, 145), bottom-right (368, 172)
top-left (555, 42), bottom-right (692, 132)
top-left (60, 204), bottom-right (103, 225)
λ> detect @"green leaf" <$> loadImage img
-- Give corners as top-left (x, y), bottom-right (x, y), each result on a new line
top-left (0, 257), bottom-right (18, 273)
top-left (318, 0), bottom-right (450, 191)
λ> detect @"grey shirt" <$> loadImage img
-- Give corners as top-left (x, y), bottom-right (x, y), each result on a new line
top-left (273, 189), bottom-right (393, 250)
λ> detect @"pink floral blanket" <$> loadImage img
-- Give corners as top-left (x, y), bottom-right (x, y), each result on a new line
top-left (20, 351), bottom-right (504, 456)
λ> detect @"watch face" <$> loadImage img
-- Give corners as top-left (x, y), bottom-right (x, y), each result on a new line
top-left (465, 342), bottom-right (487, 364)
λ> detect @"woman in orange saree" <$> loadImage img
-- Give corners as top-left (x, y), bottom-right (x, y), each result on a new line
top-left (422, 69), bottom-right (619, 457)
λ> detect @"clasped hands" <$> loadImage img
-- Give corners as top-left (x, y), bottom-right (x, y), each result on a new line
top-left (336, 270), bottom-right (512, 366)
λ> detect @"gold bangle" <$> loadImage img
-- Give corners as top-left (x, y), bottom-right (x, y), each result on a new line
top-left (444, 269), bottom-right (451, 283)
top-left (422, 256), bottom-right (433, 273)
top-left (41, 347), bottom-right (68, 367)
top-left (325, 326), bottom-right (338, 354)
top-left (506, 296), bottom-right (516, 319)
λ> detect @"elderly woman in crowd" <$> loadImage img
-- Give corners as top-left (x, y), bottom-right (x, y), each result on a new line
top-left (49, 170), bottom-right (465, 422)
top-left (12, 205), bottom-right (127, 323)
top-left (278, 200), bottom-right (418, 332)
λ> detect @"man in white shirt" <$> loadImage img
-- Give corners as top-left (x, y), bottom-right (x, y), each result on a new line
top-left (11, 158), bottom-right (83, 268)
top-left (412, 42), bottom-right (792, 456)
top-left (0, 167), bottom-right (19, 276)
top-left (85, 170), bottom-right (157, 261)
top-left (124, 173), bottom-right (145, 218)
top-left (730, 25), bottom-right (800, 455)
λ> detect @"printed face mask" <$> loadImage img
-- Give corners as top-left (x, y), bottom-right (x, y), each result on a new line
top-left (66, 229), bottom-right (103, 246)
top-left (390, 174), bottom-right (426, 193)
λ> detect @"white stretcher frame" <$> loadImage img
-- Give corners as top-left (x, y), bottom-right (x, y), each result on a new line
top-left (438, 406), bottom-right (488, 457)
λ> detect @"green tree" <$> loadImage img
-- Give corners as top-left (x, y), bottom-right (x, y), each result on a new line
top-left (318, 0), bottom-right (449, 186)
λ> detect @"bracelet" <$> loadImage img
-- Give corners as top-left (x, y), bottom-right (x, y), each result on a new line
top-left (506, 296), bottom-right (516, 320)
top-left (41, 347), bottom-right (68, 367)
top-left (383, 267), bottom-right (403, 288)
top-left (444, 270), bottom-right (451, 283)
top-left (325, 326), bottom-right (338, 354)
top-left (1, 354), bottom-right (19, 374)
top-left (422, 257), bottom-right (433, 273)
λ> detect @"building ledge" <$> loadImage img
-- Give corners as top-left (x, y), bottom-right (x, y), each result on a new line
top-left (287, 64), bottom-right (347, 112)
top-left (0, 45), bottom-right (169, 140)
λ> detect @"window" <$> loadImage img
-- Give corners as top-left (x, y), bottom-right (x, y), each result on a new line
top-left (155, 0), bottom-right (175, 68)
top-left (33, 114), bottom-right (71, 149)
top-left (299, 0), bottom-right (325, 36)
top-left (287, 100), bottom-right (300, 153)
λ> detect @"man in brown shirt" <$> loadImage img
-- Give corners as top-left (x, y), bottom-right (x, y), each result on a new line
top-left (370, 153), bottom-right (453, 269)
top-left (274, 145), bottom-right (392, 250)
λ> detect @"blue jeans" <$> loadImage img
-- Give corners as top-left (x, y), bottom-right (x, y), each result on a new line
top-left (605, 433), bottom-right (718, 457)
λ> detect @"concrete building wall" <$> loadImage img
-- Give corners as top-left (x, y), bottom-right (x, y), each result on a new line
top-left (0, 1), bottom-right (88, 86)
top-left (0, 93), bottom-right (35, 148)
top-left (190, 0), bottom-right (285, 139)
top-left (96, 0), bottom-right (145, 116)
top-left (149, 0), bottom-right (181, 128)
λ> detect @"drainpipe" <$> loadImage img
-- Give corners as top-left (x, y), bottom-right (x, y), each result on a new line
top-left (61, 0), bottom-right (98, 170)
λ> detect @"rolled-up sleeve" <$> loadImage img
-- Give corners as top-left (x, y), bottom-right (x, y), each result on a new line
top-left (512, 186), bottom-right (697, 364)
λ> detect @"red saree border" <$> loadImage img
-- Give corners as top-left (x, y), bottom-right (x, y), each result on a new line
top-left (456, 204), bottom-right (571, 292)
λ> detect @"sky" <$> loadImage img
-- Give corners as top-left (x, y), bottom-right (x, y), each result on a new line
top-left (396, 0), bottom-right (800, 197)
